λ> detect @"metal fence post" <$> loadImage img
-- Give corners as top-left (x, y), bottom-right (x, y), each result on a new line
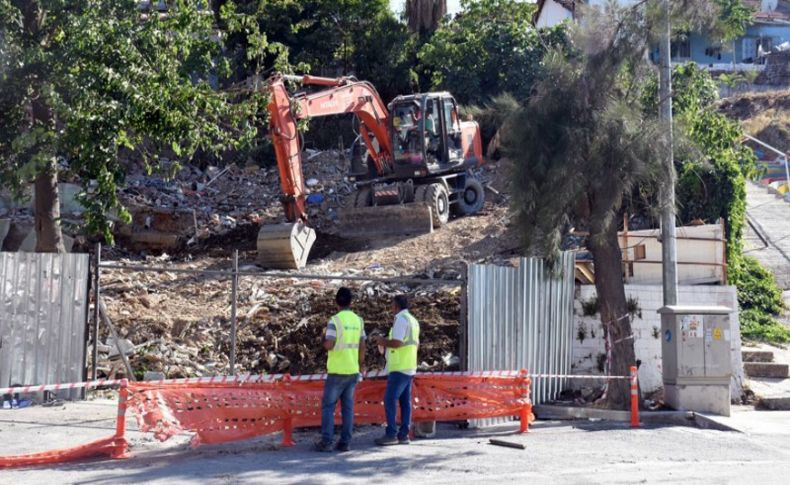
top-left (459, 262), bottom-right (468, 371)
top-left (92, 242), bottom-right (101, 381)
top-left (230, 250), bottom-right (239, 375)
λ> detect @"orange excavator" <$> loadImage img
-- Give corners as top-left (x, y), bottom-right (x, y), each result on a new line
top-left (257, 73), bottom-right (485, 269)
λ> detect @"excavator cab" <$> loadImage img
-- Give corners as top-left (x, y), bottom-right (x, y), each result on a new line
top-left (388, 93), bottom-right (479, 178)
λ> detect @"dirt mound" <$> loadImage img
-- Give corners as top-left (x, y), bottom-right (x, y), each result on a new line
top-left (96, 157), bottom-right (518, 380)
top-left (99, 259), bottom-right (461, 378)
top-left (719, 89), bottom-right (790, 120)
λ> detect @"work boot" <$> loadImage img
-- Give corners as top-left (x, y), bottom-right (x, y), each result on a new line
top-left (335, 441), bottom-right (351, 452)
top-left (314, 440), bottom-right (333, 452)
top-left (374, 435), bottom-right (398, 446)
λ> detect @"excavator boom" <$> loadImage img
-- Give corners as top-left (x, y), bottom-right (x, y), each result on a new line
top-left (257, 74), bottom-right (395, 269)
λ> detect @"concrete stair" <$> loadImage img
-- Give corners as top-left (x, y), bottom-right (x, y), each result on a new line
top-left (742, 348), bottom-right (790, 410)
top-left (744, 362), bottom-right (789, 378)
top-left (742, 350), bottom-right (775, 363)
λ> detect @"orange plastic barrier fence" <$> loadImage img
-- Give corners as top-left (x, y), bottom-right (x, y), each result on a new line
top-left (0, 372), bottom-right (531, 469)
top-left (0, 380), bottom-right (129, 469)
top-left (128, 372), bottom-right (533, 446)
top-left (0, 435), bottom-right (127, 469)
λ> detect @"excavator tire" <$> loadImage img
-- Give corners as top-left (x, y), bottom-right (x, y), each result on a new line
top-left (456, 177), bottom-right (485, 215)
top-left (424, 183), bottom-right (450, 227)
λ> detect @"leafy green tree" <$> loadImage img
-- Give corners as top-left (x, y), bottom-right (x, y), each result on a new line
top-left (418, 0), bottom-right (568, 105)
top-left (0, 0), bottom-right (268, 251)
top-left (500, 5), bottom-right (662, 409)
top-left (644, 62), bottom-right (788, 343)
top-left (218, 0), bottom-right (415, 102)
top-left (500, 0), bottom-right (753, 408)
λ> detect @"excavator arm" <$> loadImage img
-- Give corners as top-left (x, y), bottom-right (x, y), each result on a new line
top-left (258, 73), bottom-right (394, 269)
top-left (267, 74), bottom-right (393, 222)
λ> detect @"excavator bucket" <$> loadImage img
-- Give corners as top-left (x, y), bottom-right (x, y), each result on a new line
top-left (336, 203), bottom-right (434, 239)
top-left (256, 222), bottom-right (316, 269)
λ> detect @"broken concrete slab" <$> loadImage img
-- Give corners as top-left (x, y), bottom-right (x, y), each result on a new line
top-left (18, 230), bottom-right (75, 252)
top-left (2, 183), bottom-right (84, 214)
top-left (1, 222), bottom-right (32, 251)
top-left (116, 206), bottom-right (196, 251)
top-left (107, 337), bottom-right (135, 359)
top-left (143, 371), bottom-right (166, 381)
top-left (532, 404), bottom-right (697, 427)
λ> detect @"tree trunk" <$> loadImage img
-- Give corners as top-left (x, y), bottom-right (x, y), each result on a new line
top-left (34, 164), bottom-right (65, 253)
top-left (406, 0), bottom-right (447, 36)
top-left (22, 3), bottom-right (64, 253)
top-left (588, 222), bottom-right (636, 410)
top-left (31, 94), bottom-right (64, 253)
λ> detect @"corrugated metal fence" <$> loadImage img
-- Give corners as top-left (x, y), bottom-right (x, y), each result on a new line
top-left (0, 252), bottom-right (90, 399)
top-left (468, 252), bottom-right (575, 407)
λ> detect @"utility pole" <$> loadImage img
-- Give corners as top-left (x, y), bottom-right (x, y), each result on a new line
top-left (659, 0), bottom-right (678, 306)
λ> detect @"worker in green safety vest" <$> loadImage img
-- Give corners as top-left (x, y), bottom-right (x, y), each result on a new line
top-left (315, 287), bottom-right (366, 452)
top-left (372, 294), bottom-right (420, 446)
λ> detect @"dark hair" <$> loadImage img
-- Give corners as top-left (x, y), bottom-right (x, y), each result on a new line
top-left (336, 287), bottom-right (353, 308)
top-left (393, 294), bottom-right (409, 311)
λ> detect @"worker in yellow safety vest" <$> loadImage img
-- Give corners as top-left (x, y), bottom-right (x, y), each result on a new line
top-left (372, 294), bottom-right (419, 445)
top-left (315, 287), bottom-right (366, 452)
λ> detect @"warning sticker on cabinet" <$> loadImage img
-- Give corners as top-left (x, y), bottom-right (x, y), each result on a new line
top-left (681, 315), bottom-right (703, 339)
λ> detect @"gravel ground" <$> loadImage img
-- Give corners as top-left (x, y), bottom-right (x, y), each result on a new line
top-left (2, 399), bottom-right (790, 484)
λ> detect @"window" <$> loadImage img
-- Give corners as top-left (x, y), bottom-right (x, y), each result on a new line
top-left (671, 37), bottom-right (691, 59)
top-left (742, 38), bottom-right (758, 61)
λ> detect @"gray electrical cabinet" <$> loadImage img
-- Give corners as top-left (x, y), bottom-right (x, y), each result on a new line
top-left (658, 305), bottom-right (733, 416)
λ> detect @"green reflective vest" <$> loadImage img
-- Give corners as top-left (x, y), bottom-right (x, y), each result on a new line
top-left (388, 311), bottom-right (420, 373)
top-left (327, 310), bottom-right (363, 375)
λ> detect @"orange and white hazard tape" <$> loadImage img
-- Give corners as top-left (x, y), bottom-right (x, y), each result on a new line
top-left (0, 370), bottom-right (528, 395)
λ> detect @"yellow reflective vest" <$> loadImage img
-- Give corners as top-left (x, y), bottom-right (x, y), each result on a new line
top-left (327, 310), bottom-right (363, 375)
top-left (388, 311), bottom-right (420, 373)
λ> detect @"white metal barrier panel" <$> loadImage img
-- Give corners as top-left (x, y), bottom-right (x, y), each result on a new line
top-left (467, 253), bottom-right (575, 409)
top-left (0, 252), bottom-right (90, 399)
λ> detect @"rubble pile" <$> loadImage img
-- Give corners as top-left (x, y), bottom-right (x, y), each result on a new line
top-left (117, 150), bottom-right (355, 251)
top-left (98, 261), bottom-right (461, 379)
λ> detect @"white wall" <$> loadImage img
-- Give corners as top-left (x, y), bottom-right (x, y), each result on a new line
top-left (572, 284), bottom-right (744, 401)
top-left (620, 223), bottom-right (726, 285)
top-left (536, 0), bottom-right (574, 28)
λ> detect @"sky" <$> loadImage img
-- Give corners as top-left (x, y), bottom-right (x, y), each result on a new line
top-left (389, 0), bottom-right (463, 16)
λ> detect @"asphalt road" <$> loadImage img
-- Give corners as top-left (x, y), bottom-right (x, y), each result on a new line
top-left (1, 399), bottom-right (789, 484)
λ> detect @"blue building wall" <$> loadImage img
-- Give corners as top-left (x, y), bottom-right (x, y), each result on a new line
top-left (675, 24), bottom-right (790, 66)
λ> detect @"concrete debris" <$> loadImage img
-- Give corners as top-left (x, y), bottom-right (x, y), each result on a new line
top-left (97, 261), bottom-right (463, 379)
top-left (115, 150), bottom-right (356, 252)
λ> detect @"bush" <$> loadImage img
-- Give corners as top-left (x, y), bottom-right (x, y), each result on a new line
top-left (740, 309), bottom-right (790, 344)
top-left (731, 256), bottom-right (787, 343)
top-left (731, 256), bottom-right (783, 314)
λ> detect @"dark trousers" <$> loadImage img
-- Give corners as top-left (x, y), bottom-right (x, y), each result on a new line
top-left (320, 373), bottom-right (359, 445)
top-left (384, 371), bottom-right (413, 439)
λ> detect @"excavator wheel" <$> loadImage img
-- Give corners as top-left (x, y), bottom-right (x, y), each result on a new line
top-left (456, 177), bottom-right (485, 216)
top-left (423, 183), bottom-right (450, 227)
